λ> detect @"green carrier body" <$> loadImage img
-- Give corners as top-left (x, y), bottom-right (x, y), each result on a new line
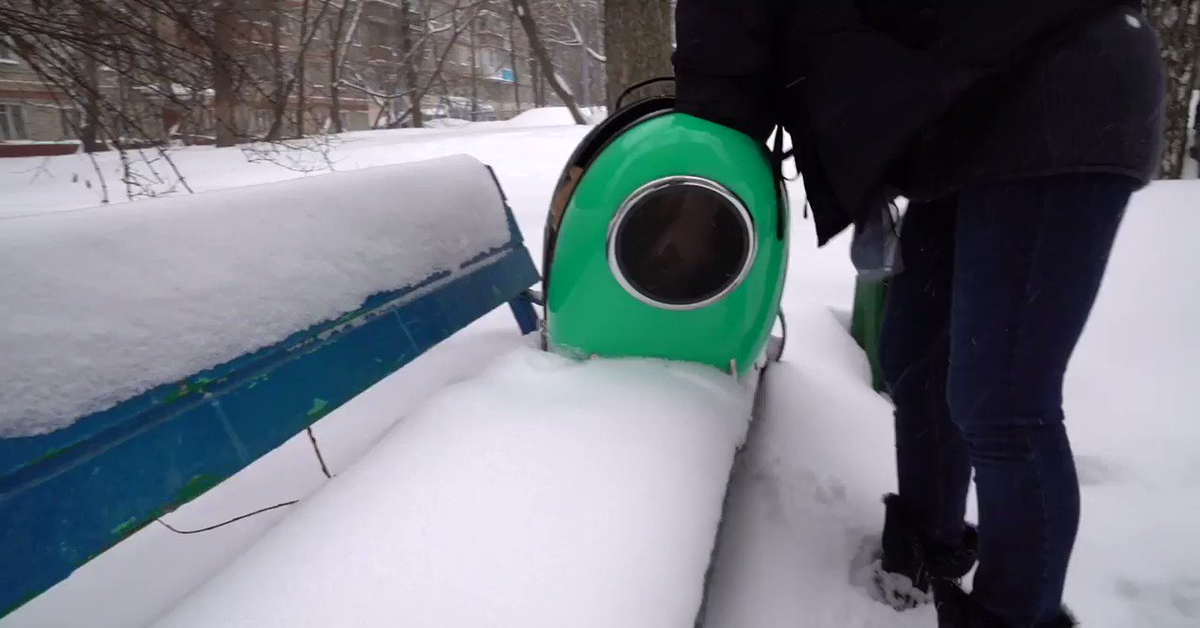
top-left (542, 99), bottom-right (789, 376)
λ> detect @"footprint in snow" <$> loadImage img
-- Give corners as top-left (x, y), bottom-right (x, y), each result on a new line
top-left (747, 458), bottom-right (788, 526)
top-left (1114, 577), bottom-right (1200, 624)
top-left (1075, 455), bottom-right (1127, 487)
top-left (815, 475), bottom-right (847, 506)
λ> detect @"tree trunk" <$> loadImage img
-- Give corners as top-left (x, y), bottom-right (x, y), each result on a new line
top-left (577, 0), bottom-right (590, 108)
top-left (330, 66), bottom-right (343, 132)
top-left (268, 0), bottom-right (284, 138)
top-left (509, 7), bottom-right (521, 111)
top-left (511, 0), bottom-right (585, 124)
top-left (295, 69), bottom-right (306, 137)
top-left (329, 0), bottom-right (355, 133)
top-left (531, 58), bottom-right (542, 106)
top-left (1146, 0), bottom-right (1200, 178)
top-left (150, 10), bottom-right (173, 141)
top-left (81, 48), bottom-right (103, 152)
top-left (79, 3), bottom-right (103, 152)
top-left (470, 9), bottom-right (479, 121)
top-left (603, 0), bottom-right (672, 111)
top-left (1192, 71), bottom-right (1199, 162)
top-left (213, 0), bottom-right (240, 147)
top-left (401, 0), bottom-right (423, 128)
top-left (114, 49), bottom-right (133, 145)
top-left (295, 0), bottom-right (313, 137)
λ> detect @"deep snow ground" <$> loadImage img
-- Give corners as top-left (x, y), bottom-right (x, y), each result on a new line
top-left (702, 181), bottom-right (1200, 628)
top-left (2, 111), bottom-right (1198, 627)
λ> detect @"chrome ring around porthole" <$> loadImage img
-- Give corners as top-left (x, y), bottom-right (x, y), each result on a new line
top-left (607, 176), bottom-right (757, 311)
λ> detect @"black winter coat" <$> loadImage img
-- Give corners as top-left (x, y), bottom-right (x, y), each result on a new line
top-left (672, 0), bottom-right (1165, 245)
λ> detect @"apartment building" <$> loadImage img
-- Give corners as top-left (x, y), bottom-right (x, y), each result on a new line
top-left (0, 0), bottom-right (576, 149)
top-left (0, 36), bottom-right (77, 143)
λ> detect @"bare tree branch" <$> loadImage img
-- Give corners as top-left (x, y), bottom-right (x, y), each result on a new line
top-left (511, 0), bottom-right (585, 123)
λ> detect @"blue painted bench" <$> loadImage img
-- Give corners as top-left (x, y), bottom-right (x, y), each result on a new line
top-left (0, 157), bottom-right (540, 617)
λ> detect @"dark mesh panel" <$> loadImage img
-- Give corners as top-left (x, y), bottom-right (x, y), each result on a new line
top-left (613, 183), bottom-right (751, 307)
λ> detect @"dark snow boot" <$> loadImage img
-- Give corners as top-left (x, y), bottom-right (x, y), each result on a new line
top-left (873, 493), bottom-right (979, 609)
top-left (933, 579), bottom-right (1078, 628)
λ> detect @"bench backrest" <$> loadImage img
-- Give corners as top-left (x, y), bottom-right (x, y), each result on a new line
top-left (0, 155), bottom-right (539, 617)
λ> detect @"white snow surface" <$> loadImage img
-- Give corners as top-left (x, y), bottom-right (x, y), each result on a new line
top-left (1, 110), bottom-right (1198, 628)
top-left (505, 106), bottom-right (605, 127)
top-left (0, 154), bottom-right (511, 436)
top-left (153, 349), bottom-right (755, 628)
top-left (701, 181), bottom-right (1200, 628)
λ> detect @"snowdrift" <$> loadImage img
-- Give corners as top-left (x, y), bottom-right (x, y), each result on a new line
top-left (506, 107), bottom-right (606, 127)
top-left (153, 349), bottom-right (756, 628)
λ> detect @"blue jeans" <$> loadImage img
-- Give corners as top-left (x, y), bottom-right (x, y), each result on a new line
top-left (880, 173), bottom-right (1135, 627)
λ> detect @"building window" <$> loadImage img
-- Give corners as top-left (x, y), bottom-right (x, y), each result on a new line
top-left (483, 48), bottom-right (502, 73)
top-left (59, 107), bottom-right (81, 139)
top-left (1, 103), bottom-right (29, 140)
top-left (0, 37), bottom-right (18, 64)
top-left (254, 109), bottom-right (272, 133)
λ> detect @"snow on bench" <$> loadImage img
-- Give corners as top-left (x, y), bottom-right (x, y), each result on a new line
top-left (153, 348), bottom-right (755, 628)
top-left (0, 154), bottom-right (517, 436)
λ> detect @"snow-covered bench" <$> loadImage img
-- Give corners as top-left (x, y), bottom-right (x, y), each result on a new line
top-left (0, 155), bottom-right (539, 617)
